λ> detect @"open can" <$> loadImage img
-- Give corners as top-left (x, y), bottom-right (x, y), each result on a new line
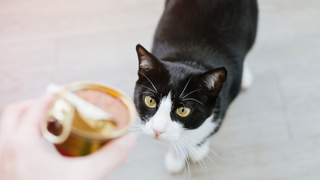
top-left (41, 81), bottom-right (136, 156)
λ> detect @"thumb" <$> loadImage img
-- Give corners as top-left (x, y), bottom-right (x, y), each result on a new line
top-left (20, 94), bottom-right (54, 136)
top-left (76, 134), bottom-right (136, 179)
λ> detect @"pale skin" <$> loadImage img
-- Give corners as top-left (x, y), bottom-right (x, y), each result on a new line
top-left (0, 94), bottom-right (136, 180)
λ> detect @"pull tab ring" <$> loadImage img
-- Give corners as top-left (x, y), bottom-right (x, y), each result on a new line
top-left (41, 98), bottom-right (75, 144)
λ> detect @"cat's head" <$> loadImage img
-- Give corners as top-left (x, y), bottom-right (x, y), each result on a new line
top-left (133, 44), bottom-right (227, 142)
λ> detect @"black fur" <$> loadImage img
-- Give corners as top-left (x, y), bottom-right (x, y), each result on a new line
top-left (134, 0), bottom-right (258, 139)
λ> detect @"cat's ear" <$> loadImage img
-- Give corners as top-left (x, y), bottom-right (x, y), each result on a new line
top-left (136, 44), bottom-right (159, 72)
top-left (200, 67), bottom-right (227, 96)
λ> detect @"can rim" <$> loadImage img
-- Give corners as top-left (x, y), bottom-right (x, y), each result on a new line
top-left (48, 81), bottom-right (136, 142)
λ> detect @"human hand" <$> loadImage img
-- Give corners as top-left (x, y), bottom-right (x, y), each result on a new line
top-left (0, 94), bottom-right (136, 180)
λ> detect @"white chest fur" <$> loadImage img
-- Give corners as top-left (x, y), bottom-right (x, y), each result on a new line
top-left (182, 115), bottom-right (217, 144)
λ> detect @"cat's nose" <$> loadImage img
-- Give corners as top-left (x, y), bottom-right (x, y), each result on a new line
top-left (153, 129), bottom-right (164, 138)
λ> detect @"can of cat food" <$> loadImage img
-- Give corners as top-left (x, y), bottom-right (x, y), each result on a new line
top-left (41, 81), bottom-right (136, 156)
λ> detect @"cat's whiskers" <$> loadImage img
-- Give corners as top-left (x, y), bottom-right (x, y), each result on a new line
top-left (129, 131), bottom-right (143, 135)
top-left (166, 135), bottom-right (217, 177)
top-left (129, 125), bottom-right (141, 129)
top-left (130, 125), bottom-right (142, 130)
top-left (171, 141), bottom-right (183, 176)
top-left (137, 84), bottom-right (157, 95)
top-left (130, 126), bottom-right (141, 129)
top-left (131, 124), bottom-right (142, 128)
top-left (179, 76), bottom-right (193, 98)
top-left (181, 89), bottom-right (200, 99)
top-left (159, 132), bottom-right (181, 139)
top-left (139, 72), bottom-right (158, 94)
top-left (159, 137), bottom-right (179, 142)
top-left (129, 129), bottom-right (142, 132)
top-left (178, 137), bottom-right (209, 175)
top-left (179, 101), bottom-right (187, 108)
top-left (182, 98), bottom-right (204, 105)
top-left (180, 137), bottom-right (220, 171)
top-left (181, 135), bottom-right (226, 163)
top-left (172, 140), bottom-right (188, 178)
top-left (162, 134), bottom-right (180, 138)
top-left (130, 131), bottom-right (143, 136)
top-left (175, 139), bottom-right (192, 180)
top-left (141, 125), bottom-right (153, 136)
top-left (132, 124), bottom-right (151, 136)
top-left (129, 125), bottom-right (143, 136)
top-left (130, 129), bottom-right (142, 132)
top-left (139, 92), bottom-right (154, 97)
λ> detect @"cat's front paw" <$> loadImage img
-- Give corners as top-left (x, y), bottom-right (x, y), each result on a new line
top-left (165, 151), bottom-right (185, 174)
top-left (189, 140), bottom-right (210, 163)
top-left (189, 144), bottom-right (209, 163)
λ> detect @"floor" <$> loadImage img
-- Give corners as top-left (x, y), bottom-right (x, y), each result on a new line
top-left (1, 0), bottom-right (320, 179)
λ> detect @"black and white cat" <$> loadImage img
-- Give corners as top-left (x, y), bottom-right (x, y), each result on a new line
top-left (133, 0), bottom-right (258, 173)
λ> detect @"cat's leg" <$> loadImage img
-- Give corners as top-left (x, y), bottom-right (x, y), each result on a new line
top-left (241, 61), bottom-right (253, 90)
top-left (189, 139), bottom-right (210, 163)
top-left (165, 147), bottom-right (186, 174)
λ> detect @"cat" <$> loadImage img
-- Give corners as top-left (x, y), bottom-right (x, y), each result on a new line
top-left (133, 0), bottom-right (258, 173)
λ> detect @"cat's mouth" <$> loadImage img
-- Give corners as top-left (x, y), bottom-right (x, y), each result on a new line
top-left (131, 125), bottom-right (173, 141)
top-left (144, 130), bottom-right (180, 142)
top-left (132, 117), bottom-right (183, 142)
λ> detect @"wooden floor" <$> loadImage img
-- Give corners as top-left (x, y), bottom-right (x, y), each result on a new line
top-left (1, 0), bottom-right (320, 179)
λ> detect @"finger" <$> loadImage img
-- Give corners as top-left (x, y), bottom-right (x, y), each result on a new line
top-left (74, 134), bottom-right (136, 179)
top-left (0, 100), bottom-right (36, 157)
top-left (0, 100), bottom-right (36, 136)
top-left (19, 94), bottom-right (54, 137)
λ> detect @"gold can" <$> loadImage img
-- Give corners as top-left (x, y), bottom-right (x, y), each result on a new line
top-left (41, 82), bottom-right (136, 156)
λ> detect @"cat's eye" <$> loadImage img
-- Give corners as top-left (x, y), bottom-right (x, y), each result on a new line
top-left (144, 96), bottom-right (157, 108)
top-left (176, 107), bottom-right (191, 117)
